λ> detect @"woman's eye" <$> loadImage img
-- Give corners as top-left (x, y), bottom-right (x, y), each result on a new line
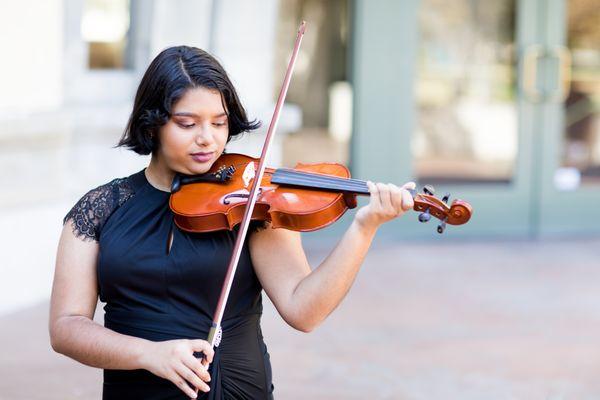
top-left (178, 123), bottom-right (195, 128)
top-left (213, 122), bottom-right (227, 127)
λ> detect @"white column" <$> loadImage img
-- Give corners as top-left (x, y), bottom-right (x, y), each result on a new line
top-left (149, 0), bottom-right (213, 56)
top-left (0, 0), bottom-right (63, 115)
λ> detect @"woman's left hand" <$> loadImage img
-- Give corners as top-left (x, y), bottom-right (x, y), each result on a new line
top-left (354, 181), bottom-right (416, 232)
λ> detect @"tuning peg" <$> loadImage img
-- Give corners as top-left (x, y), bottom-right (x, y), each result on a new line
top-left (418, 207), bottom-right (431, 223)
top-left (437, 217), bottom-right (447, 234)
top-left (442, 193), bottom-right (450, 204)
top-left (423, 185), bottom-right (435, 196)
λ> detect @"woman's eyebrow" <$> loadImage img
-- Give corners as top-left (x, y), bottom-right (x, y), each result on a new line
top-left (172, 112), bottom-right (198, 118)
top-left (172, 111), bottom-right (228, 118)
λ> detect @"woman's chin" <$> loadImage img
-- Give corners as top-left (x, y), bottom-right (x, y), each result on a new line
top-left (184, 163), bottom-right (215, 176)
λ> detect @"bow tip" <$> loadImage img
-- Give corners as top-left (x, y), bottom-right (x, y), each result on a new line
top-left (298, 21), bottom-right (306, 34)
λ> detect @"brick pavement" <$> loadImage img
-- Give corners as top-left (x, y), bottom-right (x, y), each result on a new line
top-left (1, 237), bottom-right (600, 399)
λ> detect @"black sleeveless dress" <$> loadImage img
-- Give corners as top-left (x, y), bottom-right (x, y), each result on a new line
top-left (63, 169), bottom-right (274, 399)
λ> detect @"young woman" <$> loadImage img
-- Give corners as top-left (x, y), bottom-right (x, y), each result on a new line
top-left (49, 45), bottom-right (415, 400)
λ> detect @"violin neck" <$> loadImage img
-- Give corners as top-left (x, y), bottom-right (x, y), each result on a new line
top-left (270, 168), bottom-right (370, 195)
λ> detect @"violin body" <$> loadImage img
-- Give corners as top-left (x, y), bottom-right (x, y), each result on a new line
top-left (170, 153), bottom-right (360, 232)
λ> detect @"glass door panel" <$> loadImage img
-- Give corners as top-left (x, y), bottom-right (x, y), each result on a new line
top-left (538, 0), bottom-right (600, 235)
top-left (404, 0), bottom-right (538, 237)
top-left (558, 0), bottom-right (600, 188)
top-left (414, 0), bottom-right (518, 184)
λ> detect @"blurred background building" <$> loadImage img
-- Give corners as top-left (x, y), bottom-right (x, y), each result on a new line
top-left (2, 0), bottom-right (599, 237)
top-left (0, 0), bottom-right (599, 313)
top-left (1, 2), bottom-right (600, 398)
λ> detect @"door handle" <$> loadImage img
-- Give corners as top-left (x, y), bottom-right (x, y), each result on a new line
top-left (522, 45), bottom-right (544, 103)
top-left (548, 45), bottom-right (572, 103)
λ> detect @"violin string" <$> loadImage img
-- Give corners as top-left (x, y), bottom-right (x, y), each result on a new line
top-left (271, 169), bottom-right (425, 199)
top-left (240, 163), bottom-right (373, 193)
top-left (273, 168), bottom-right (360, 185)
top-left (273, 172), bottom-right (368, 192)
top-left (273, 172), bottom-right (369, 193)
top-left (273, 169), bottom-right (369, 192)
top-left (276, 168), bottom-right (367, 186)
top-left (277, 171), bottom-right (423, 197)
top-left (284, 178), bottom-right (366, 191)
top-left (282, 181), bottom-right (369, 194)
top-left (280, 176), bottom-right (369, 193)
top-left (238, 162), bottom-right (368, 191)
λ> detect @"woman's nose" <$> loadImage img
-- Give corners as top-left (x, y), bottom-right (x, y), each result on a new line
top-left (194, 125), bottom-right (214, 146)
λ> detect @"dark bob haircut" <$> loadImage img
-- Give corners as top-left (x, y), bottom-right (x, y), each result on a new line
top-left (118, 46), bottom-right (260, 155)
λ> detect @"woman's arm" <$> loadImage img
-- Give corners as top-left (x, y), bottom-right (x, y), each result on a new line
top-left (49, 223), bottom-right (213, 398)
top-left (49, 223), bottom-right (148, 369)
top-left (249, 181), bottom-right (415, 332)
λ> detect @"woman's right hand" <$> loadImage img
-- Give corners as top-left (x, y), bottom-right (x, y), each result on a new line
top-left (140, 338), bottom-right (214, 399)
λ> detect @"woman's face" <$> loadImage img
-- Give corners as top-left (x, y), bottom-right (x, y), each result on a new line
top-left (157, 86), bottom-right (229, 175)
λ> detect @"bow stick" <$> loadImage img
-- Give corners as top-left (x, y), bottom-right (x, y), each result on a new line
top-left (204, 21), bottom-right (307, 357)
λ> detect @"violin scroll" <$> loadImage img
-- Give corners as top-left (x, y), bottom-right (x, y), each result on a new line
top-left (409, 186), bottom-right (473, 234)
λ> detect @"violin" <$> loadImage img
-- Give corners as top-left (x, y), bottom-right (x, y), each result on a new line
top-left (169, 153), bottom-right (472, 234)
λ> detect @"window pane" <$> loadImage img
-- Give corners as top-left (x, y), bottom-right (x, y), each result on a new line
top-left (81, 0), bottom-right (130, 69)
top-left (276, 0), bottom-right (351, 168)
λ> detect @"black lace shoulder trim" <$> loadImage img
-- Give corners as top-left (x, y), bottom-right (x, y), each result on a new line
top-left (63, 177), bottom-right (135, 242)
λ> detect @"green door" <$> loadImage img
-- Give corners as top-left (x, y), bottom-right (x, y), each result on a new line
top-left (352, 0), bottom-right (544, 238)
top-left (536, 0), bottom-right (600, 235)
top-left (317, 0), bottom-right (598, 240)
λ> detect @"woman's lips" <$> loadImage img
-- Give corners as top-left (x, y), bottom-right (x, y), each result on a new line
top-left (191, 152), bottom-right (214, 163)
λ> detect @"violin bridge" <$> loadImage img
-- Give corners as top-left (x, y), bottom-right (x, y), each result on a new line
top-left (242, 162), bottom-right (256, 188)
